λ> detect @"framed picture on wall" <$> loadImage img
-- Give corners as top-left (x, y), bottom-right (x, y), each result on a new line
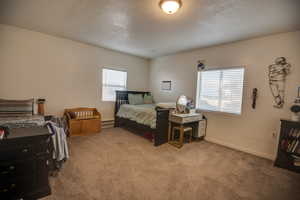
top-left (161, 81), bottom-right (171, 91)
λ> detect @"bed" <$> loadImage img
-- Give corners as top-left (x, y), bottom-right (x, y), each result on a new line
top-left (114, 91), bottom-right (171, 146)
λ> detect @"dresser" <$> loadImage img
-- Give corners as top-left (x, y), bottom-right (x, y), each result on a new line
top-left (274, 120), bottom-right (300, 173)
top-left (0, 126), bottom-right (52, 200)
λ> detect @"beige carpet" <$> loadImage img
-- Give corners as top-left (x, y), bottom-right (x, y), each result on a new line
top-left (43, 128), bottom-right (300, 200)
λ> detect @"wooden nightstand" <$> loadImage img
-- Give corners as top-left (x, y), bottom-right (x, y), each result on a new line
top-left (168, 113), bottom-right (203, 148)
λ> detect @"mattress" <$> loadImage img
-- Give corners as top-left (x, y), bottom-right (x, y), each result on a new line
top-left (0, 115), bottom-right (45, 128)
top-left (117, 104), bottom-right (156, 129)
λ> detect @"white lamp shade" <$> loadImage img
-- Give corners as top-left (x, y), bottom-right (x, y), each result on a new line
top-left (160, 0), bottom-right (182, 14)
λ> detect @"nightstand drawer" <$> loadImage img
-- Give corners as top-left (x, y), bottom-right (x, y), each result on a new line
top-left (182, 115), bottom-right (202, 123)
top-left (169, 113), bottom-right (202, 124)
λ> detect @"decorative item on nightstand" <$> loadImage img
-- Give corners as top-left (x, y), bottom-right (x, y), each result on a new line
top-left (175, 95), bottom-right (194, 114)
top-left (176, 95), bottom-right (189, 114)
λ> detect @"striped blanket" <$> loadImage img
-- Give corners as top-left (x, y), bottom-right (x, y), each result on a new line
top-left (0, 99), bottom-right (34, 117)
top-left (0, 115), bottom-right (45, 128)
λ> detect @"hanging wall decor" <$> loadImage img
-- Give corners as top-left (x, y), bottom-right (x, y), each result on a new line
top-left (197, 60), bottom-right (206, 71)
top-left (252, 88), bottom-right (258, 109)
top-left (268, 57), bottom-right (291, 108)
top-left (161, 81), bottom-right (172, 91)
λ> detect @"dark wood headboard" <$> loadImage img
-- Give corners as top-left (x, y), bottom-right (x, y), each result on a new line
top-left (114, 91), bottom-right (151, 115)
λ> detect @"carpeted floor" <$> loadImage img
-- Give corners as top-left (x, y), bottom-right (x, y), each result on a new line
top-left (43, 128), bottom-right (300, 200)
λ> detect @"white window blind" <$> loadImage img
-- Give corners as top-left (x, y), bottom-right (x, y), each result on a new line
top-left (102, 68), bottom-right (127, 101)
top-left (196, 68), bottom-right (245, 114)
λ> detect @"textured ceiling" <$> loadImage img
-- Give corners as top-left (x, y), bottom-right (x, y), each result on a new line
top-left (0, 0), bottom-right (300, 58)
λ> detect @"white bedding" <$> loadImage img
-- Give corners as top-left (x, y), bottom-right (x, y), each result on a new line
top-left (117, 104), bottom-right (157, 128)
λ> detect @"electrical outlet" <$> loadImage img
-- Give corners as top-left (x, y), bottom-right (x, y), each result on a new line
top-left (272, 132), bottom-right (277, 138)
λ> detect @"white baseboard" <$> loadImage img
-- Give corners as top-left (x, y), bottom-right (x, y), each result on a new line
top-left (205, 137), bottom-right (275, 161)
top-left (102, 119), bottom-right (114, 122)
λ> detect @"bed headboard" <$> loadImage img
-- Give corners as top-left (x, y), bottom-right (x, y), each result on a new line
top-left (114, 91), bottom-right (151, 115)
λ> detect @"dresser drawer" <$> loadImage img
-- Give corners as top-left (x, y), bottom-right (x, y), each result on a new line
top-left (0, 176), bottom-right (35, 199)
top-left (0, 145), bottom-right (34, 161)
top-left (0, 159), bottom-right (36, 179)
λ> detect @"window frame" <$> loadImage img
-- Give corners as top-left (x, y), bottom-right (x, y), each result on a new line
top-left (196, 66), bottom-right (245, 115)
top-left (102, 68), bottom-right (128, 102)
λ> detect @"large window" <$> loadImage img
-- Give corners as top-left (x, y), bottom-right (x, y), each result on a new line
top-left (102, 68), bottom-right (127, 101)
top-left (196, 67), bottom-right (245, 114)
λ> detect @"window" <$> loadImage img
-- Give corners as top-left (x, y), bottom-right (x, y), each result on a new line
top-left (102, 68), bottom-right (127, 101)
top-left (196, 67), bottom-right (245, 114)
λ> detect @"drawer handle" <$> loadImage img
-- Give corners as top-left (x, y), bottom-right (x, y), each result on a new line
top-left (1, 171), bottom-right (9, 175)
top-left (10, 184), bottom-right (16, 188)
top-left (0, 166), bottom-right (14, 174)
top-left (22, 148), bottom-right (29, 153)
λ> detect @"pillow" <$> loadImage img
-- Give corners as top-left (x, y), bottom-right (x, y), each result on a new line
top-left (144, 94), bottom-right (154, 104)
top-left (128, 94), bottom-right (144, 105)
top-left (0, 99), bottom-right (34, 117)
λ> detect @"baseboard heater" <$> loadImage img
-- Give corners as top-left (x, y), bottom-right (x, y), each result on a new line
top-left (102, 120), bottom-right (115, 129)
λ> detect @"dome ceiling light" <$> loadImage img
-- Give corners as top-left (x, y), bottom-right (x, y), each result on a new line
top-left (159, 0), bottom-right (182, 15)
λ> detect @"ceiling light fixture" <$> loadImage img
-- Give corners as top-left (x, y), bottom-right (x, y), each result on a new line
top-left (159, 0), bottom-right (182, 15)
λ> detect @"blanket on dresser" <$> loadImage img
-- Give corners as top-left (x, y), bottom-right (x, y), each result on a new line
top-left (0, 115), bottom-right (45, 128)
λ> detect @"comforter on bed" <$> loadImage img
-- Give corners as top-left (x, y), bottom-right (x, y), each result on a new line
top-left (117, 104), bottom-right (157, 129)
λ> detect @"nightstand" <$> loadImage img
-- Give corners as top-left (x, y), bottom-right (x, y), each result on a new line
top-left (168, 113), bottom-right (203, 148)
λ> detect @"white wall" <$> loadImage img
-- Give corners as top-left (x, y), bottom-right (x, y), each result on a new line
top-left (150, 31), bottom-right (300, 160)
top-left (1, 23), bottom-right (299, 160)
top-left (0, 24), bottom-right (149, 120)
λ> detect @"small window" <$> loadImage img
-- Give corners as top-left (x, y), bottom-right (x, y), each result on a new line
top-left (196, 67), bottom-right (245, 115)
top-left (102, 68), bottom-right (127, 101)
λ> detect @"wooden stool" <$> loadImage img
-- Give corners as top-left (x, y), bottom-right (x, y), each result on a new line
top-left (170, 126), bottom-right (193, 148)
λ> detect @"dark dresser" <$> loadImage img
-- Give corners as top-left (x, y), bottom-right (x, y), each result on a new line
top-left (274, 119), bottom-right (300, 173)
top-left (0, 126), bottom-right (52, 200)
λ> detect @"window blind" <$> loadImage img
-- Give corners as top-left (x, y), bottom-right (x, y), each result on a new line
top-left (102, 69), bottom-right (127, 101)
top-left (196, 68), bottom-right (245, 114)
